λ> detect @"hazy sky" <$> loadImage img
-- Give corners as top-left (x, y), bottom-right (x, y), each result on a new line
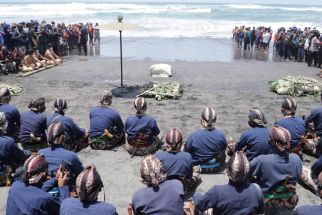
top-left (2, 0), bottom-right (322, 4)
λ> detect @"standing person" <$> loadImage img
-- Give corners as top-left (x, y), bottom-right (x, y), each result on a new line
top-left (94, 23), bottom-right (100, 44)
top-left (125, 97), bottom-right (161, 156)
top-left (318, 34), bottom-right (322, 69)
top-left (228, 108), bottom-right (272, 161)
top-left (308, 31), bottom-right (320, 67)
top-left (274, 98), bottom-right (306, 155)
top-left (251, 26), bottom-right (256, 48)
top-left (19, 97), bottom-right (47, 151)
top-left (88, 23), bottom-right (94, 46)
top-left (244, 27), bottom-right (251, 51)
top-left (47, 98), bottom-right (88, 152)
top-left (250, 126), bottom-right (302, 213)
top-left (131, 155), bottom-right (184, 215)
top-left (193, 152), bottom-right (264, 215)
top-left (184, 107), bottom-right (227, 173)
top-left (0, 86), bottom-right (20, 140)
top-left (263, 30), bottom-right (271, 52)
top-left (77, 24), bottom-right (88, 56)
top-left (89, 90), bottom-right (125, 150)
top-left (60, 165), bottom-right (118, 215)
top-left (6, 154), bottom-right (69, 215)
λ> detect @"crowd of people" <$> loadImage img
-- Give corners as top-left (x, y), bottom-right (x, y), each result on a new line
top-left (233, 25), bottom-right (322, 70)
top-left (1, 85), bottom-right (322, 214)
top-left (0, 20), bottom-right (100, 74)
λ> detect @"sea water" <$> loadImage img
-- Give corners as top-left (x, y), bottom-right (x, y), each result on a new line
top-left (1, 0), bottom-right (322, 61)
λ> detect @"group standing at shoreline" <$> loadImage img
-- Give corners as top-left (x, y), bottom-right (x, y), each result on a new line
top-left (0, 20), bottom-right (100, 74)
top-left (1, 86), bottom-right (322, 214)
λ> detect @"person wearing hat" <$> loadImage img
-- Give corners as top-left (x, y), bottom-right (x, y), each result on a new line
top-left (275, 98), bottom-right (306, 154)
top-left (89, 90), bottom-right (124, 150)
top-left (250, 126), bottom-right (302, 213)
top-left (193, 152), bottom-right (264, 215)
top-left (184, 107), bottom-right (227, 173)
top-left (60, 165), bottom-right (118, 214)
top-left (0, 112), bottom-right (29, 186)
top-left (125, 97), bottom-right (161, 156)
top-left (131, 155), bottom-right (184, 215)
top-left (0, 86), bottom-right (20, 140)
top-left (38, 121), bottom-right (83, 189)
top-left (6, 154), bottom-right (69, 215)
top-left (47, 98), bottom-right (88, 152)
top-left (229, 107), bottom-right (272, 161)
top-left (155, 128), bottom-right (193, 181)
top-left (19, 97), bottom-right (47, 151)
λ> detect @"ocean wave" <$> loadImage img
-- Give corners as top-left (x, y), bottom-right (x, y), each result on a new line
top-left (225, 4), bottom-right (322, 12)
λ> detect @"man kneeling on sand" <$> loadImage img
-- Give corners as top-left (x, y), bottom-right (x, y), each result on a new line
top-left (21, 49), bottom-right (42, 72)
top-left (45, 43), bottom-right (62, 66)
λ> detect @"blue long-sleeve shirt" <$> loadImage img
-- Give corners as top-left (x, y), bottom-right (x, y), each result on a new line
top-left (132, 179), bottom-right (184, 215)
top-left (6, 180), bottom-right (69, 215)
top-left (89, 106), bottom-right (124, 138)
top-left (125, 115), bottom-right (160, 144)
top-left (60, 198), bottom-right (118, 215)
top-left (184, 128), bottom-right (227, 165)
top-left (305, 107), bottom-right (322, 136)
top-left (193, 181), bottom-right (264, 215)
top-left (0, 135), bottom-right (28, 166)
top-left (275, 117), bottom-right (307, 148)
top-left (38, 146), bottom-right (83, 179)
top-left (295, 205), bottom-right (322, 215)
top-left (0, 104), bottom-right (20, 138)
top-left (47, 113), bottom-right (84, 144)
top-left (155, 151), bottom-right (193, 179)
top-left (250, 153), bottom-right (302, 192)
top-left (235, 126), bottom-right (272, 161)
top-left (19, 111), bottom-right (47, 144)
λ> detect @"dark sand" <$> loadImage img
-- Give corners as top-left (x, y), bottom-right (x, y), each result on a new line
top-left (0, 55), bottom-right (321, 214)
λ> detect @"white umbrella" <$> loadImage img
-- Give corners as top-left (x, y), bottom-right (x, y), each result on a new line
top-left (99, 16), bottom-right (143, 87)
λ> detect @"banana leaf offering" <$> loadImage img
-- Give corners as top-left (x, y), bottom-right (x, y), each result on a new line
top-left (1, 84), bottom-right (23, 96)
top-left (137, 82), bottom-right (183, 100)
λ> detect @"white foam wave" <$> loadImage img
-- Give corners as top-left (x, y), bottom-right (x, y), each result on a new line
top-left (225, 4), bottom-right (322, 12)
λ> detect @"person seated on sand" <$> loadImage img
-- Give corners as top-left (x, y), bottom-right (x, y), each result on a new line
top-left (33, 48), bottom-right (54, 67)
top-left (47, 98), bottom-right (88, 152)
top-left (45, 43), bottom-right (61, 65)
top-left (0, 86), bottom-right (20, 140)
top-left (60, 165), bottom-right (118, 215)
top-left (125, 97), bottom-right (161, 156)
top-left (0, 112), bottom-right (30, 186)
top-left (89, 90), bottom-right (125, 150)
top-left (228, 108), bottom-right (272, 161)
top-left (19, 97), bottom-right (47, 151)
top-left (155, 128), bottom-right (193, 187)
top-left (275, 98), bottom-right (306, 156)
top-left (250, 126), bottom-right (302, 213)
top-left (184, 107), bottom-right (227, 174)
top-left (193, 152), bottom-right (264, 215)
top-left (130, 155), bottom-right (184, 215)
top-left (21, 49), bottom-right (42, 72)
top-left (38, 122), bottom-right (84, 190)
top-left (6, 154), bottom-right (69, 215)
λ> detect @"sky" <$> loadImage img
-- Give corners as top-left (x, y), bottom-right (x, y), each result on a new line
top-left (2, 0), bottom-right (322, 5)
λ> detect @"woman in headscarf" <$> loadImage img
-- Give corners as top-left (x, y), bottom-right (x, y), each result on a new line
top-left (193, 152), bottom-right (264, 215)
top-left (275, 98), bottom-right (306, 155)
top-left (6, 154), bottom-right (69, 215)
top-left (47, 98), bottom-right (88, 152)
top-left (229, 107), bottom-right (272, 161)
top-left (60, 165), bottom-right (118, 215)
top-left (184, 107), bottom-right (227, 173)
top-left (250, 125), bottom-right (302, 213)
top-left (19, 97), bottom-right (47, 151)
top-left (89, 89), bottom-right (125, 150)
top-left (38, 121), bottom-right (83, 188)
top-left (131, 155), bottom-right (184, 215)
top-left (125, 97), bottom-right (161, 156)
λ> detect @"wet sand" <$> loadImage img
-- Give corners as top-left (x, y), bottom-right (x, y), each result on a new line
top-left (0, 55), bottom-right (321, 214)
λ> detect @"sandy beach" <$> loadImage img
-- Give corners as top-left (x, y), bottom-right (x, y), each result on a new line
top-left (0, 54), bottom-right (321, 214)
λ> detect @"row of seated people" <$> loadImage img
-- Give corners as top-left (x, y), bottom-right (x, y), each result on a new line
top-left (1, 86), bottom-right (322, 214)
